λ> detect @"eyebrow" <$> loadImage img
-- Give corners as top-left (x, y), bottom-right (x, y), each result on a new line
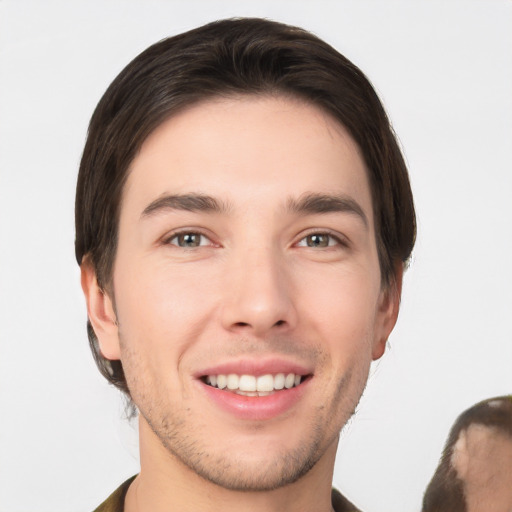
top-left (141, 193), bottom-right (231, 218)
top-left (286, 193), bottom-right (368, 228)
top-left (141, 191), bottom-right (368, 227)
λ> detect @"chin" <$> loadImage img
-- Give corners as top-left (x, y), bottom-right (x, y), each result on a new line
top-left (142, 406), bottom-right (333, 492)
top-left (171, 440), bottom-right (324, 492)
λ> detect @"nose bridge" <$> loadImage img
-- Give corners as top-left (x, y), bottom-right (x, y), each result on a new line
top-left (220, 238), bottom-right (296, 335)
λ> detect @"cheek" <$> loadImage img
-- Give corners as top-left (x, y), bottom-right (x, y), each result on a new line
top-left (113, 257), bottom-right (218, 366)
top-left (298, 265), bottom-right (381, 347)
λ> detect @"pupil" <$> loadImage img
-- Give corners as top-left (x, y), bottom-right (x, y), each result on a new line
top-left (181, 233), bottom-right (199, 247)
top-left (308, 234), bottom-right (328, 247)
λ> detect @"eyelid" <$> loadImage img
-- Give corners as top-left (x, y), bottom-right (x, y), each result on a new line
top-left (294, 229), bottom-right (349, 248)
top-left (159, 227), bottom-right (348, 248)
top-left (161, 228), bottom-right (218, 247)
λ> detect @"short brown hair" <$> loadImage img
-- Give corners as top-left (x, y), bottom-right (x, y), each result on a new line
top-left (75, 17), bottom-right (416, 395)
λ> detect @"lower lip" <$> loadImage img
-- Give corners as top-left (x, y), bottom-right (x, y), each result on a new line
top-left (199, 379), bottom-right (310, 421)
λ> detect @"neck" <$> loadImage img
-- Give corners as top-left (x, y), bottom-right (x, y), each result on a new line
top-left (125, 417), bottom-right (337, 512)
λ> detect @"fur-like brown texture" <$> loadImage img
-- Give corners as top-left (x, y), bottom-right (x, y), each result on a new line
top-left (422, 396), bottom-right (512, 512)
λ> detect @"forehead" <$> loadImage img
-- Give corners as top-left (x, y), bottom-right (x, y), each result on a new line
top-left (123, 94), bottom-right (373, 220)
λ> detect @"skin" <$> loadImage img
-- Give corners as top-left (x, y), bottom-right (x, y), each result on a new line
top-left (82, 95), bottom-right (401, 512)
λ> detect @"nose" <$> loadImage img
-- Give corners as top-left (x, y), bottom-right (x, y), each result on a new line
top-left (220, 246), bottom-right (297, 337)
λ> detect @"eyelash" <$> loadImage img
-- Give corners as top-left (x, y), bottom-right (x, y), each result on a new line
top-left (163, 230), bottom-right (215, 248)
top-left (162, 229), bottom-right (347, 250)
top-left (295, 230), bottom-right (347, 249)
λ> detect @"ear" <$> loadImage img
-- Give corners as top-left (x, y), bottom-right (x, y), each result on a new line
top-left (372, 264), bottom-right (403, 360)
top-left (80, 257), bottom-right (121, 360)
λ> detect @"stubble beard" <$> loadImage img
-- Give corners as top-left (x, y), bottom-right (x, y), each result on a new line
top-left (143, 407), bottom-right (326, 492)
top-left (119, 328), bottom-right (369, 492)
top-left (131, 370), bottom-right (363, 493)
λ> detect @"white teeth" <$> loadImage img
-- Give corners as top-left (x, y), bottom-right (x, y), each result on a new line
top-left (217, 374), bottom-right (227, 389)
top-left (256, 374), bottom-right (274, 392)
top-left (274, 373), bottom-right (285, 390)
top-left (239, 374), bottom-right (257, 392)
top-left (227, 374), bottom-right (239, 390)
top-left (205, 372), bottom-right (304, 393)
top-left (236, 390), bottom-right (258, 397)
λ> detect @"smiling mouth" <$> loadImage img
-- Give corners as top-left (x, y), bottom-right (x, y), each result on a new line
top-left (202, 373), bottom-right (308, 396)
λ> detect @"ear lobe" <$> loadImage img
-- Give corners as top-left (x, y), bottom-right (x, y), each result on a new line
top-left (80, 258), bottom-right (121, 360)
top-left (372, 264), bottom-right (403, 360)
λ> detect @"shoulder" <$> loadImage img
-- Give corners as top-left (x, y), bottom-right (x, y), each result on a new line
top-left (92, 476), bottom-right (136, 512)
top-left (92, 478), bottom-right (358, 512)
top-left (332, 487), bottom-right (363, 512)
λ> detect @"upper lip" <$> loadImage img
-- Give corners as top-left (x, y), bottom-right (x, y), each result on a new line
top-left (194, 357), bottom-right (313, 378)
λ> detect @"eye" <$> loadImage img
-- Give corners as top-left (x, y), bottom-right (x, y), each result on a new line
top-left (167, 231), bottom-right (211, 248)
top-left (296, 233), bottom-right (342, 248)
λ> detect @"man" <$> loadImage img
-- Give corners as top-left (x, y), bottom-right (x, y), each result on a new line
top-left (76, 18), bottom-right (416, 512)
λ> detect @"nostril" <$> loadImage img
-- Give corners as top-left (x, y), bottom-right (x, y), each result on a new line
top-left (231, 320), bottom-right (286, 330)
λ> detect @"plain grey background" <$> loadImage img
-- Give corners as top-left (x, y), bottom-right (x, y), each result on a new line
top-left (1, 1), bottom-right (511, 511)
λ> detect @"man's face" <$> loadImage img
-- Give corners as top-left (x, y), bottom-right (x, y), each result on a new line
top-left (89, 95), bottom-right (399, 490)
